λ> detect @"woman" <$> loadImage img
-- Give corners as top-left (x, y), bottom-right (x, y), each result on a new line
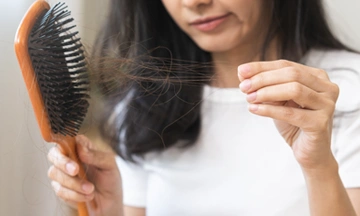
top-left (47, 0), bottom-right (360, 215)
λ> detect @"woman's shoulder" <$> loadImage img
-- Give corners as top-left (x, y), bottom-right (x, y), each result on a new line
top-left (303, 48), bottom-right (360, 71)
top-left (304, 48), bottom-right (360, 112)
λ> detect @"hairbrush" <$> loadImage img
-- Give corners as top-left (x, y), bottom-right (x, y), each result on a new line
top-left (15, 1), bottom-right (93, 215)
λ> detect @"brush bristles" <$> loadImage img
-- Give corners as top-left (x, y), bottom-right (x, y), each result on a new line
top-left (28, 2), bottom-right (89, 136)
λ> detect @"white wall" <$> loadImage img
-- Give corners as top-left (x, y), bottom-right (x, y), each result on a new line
top-left (0, 1), bottom-right (358, 216)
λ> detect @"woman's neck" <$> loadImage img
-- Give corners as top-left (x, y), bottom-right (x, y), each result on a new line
top-left (210, 38), bottom-right (278, 88)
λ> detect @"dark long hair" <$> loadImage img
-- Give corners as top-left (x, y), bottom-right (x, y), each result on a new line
top-left (92, 0), bottom-right (350, 161)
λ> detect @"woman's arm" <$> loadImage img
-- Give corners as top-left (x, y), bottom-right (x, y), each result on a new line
top-left (302, 156), bottom-right (357, 216)
top-left (347, 188), bottom-right (360, 215)
top-left (124, 206), bottom-right (146, 216)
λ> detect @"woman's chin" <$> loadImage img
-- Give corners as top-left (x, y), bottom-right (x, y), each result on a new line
top-left (193, 36), bottom-right (242, 54)
top-left (196, 43), bottom-right (233, 53)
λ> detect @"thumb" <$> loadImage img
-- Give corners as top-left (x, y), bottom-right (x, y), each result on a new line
top-left (76, 135), bottom-right (117, 171)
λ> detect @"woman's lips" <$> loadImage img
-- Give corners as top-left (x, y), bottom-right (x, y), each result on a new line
top-left (190, 13), bottom-right (231, 32)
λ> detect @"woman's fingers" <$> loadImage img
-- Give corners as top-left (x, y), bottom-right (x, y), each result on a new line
top-left (47, 146), bottom-right (79, 176)
top-left (246, 82), bottom-right (333, 110)
top-left (47, 135), bottom-right (116, 173)
top-left (76, 135), bottom-right (117, 171)
top-left (48, 165), bottom-right (94, 195)
top-left (48, 135), bottom-right (115, 172)
top-left (248, 104), bottom-right (327, 131)
top-left (240, 67), bottom-right (331, 94)
top-left (238, 60), bottom-right (329, 81)
top-left (50, 180), bottom-right (95, 203)
top-left (237, 60), bottom-right (339, 112)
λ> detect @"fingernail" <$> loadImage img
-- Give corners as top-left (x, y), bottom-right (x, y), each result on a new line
top-left (240, 79), bottom-right (251, 92)
top-left (75, 135), bottom-right (82, 143)
top-left (238, 64), bottom-right (251, 76)
top-left (82, 144), bottom-right (89, 153)
top-left (246, 92), bottom-right (257, 102)
top-left (51, 181), bottom-right (61, 192)
top-left (76, 136), bottom-right (90, 153)
top-left (86, 193), bottom-right (94, 200)
top-left (249, 104), bottom-right (259, 111)
top-left (82, 183), bottom-right (94, 193)
top-left (66, 163), bottom-right (76, 174)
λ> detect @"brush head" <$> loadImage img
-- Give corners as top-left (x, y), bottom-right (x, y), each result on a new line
top-left (28, 2), bottom-right (89, 137)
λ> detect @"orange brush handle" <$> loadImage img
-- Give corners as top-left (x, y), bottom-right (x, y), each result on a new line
top-left (54, 135), bottom-right (91, 216)
top-left (14, 1), bottom-right (94, 215)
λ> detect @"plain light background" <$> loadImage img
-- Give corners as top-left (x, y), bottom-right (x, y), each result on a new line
top-left (0, 0), bottom-right (359, 215)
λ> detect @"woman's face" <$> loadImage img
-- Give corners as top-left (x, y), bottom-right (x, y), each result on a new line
top-left (161, 0), bottom-right (270, 53)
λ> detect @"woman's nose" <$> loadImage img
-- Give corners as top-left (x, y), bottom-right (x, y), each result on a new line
top-left (182, 0), bottom-right (212, 10)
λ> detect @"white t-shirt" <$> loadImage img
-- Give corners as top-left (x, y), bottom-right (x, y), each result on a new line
top-left (115, 49), bottom-right (360, 216)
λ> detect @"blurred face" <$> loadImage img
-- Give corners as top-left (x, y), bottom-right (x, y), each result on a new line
top-left (161, 0), bottom-right (270, 53)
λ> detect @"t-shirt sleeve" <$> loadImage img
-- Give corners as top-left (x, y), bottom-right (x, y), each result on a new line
top-left (115, 155), bottom-right (148, 207)
top-left (330, 67), bottom-right (360, 188)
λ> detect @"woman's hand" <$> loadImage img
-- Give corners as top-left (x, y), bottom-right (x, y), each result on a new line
top-left (238, 60), bottom-right (339, 170)
top-left (47, 135), bottom-right (123, 215)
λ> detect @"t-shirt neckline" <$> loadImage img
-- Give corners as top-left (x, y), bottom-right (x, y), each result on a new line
top-left (202, 84), bottom-right (246, 103)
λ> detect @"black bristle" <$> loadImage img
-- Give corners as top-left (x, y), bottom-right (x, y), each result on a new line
top-left (28, 2), bottom-right (89, 136)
